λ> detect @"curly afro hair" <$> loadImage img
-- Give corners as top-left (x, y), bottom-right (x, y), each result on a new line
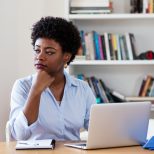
top-left (31, 16), bottom-right (81, 65)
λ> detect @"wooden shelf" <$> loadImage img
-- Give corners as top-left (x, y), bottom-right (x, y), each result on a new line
top-left (69, 13), bottom-right (154, 20)
top-left (71, 60), bottom-right (154, 66)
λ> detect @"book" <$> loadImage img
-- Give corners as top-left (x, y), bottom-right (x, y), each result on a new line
top-left (85, 32), bottom-right (95, 60)
top-left (138, 77), bottom-right (146, 96)
top-left (111, 34), bottom-right (118, 60)
top-left (149, 80), bottom-right (154, 97)
top-left (109, 90), bottom-right (154, 103)
top-left (149, 0), bottom-right (154, 13)
top-left (116, 34), bottom-right (122, 60)
top-left (140, 75), bottom-right (153, 97)
top-left (104, 32), bottom-right (111, 60)
top-left (98, 35), bottom-right (104, 60)
top-left (16, 139), bottom-right (55, 150)
top-left (122, 35), bottom-right (129, 60)
top-left (74, 55), bottom-right (86, 60)
top-left (80, 30), bottom-right (86, 56)
top-left (97, 80), bottom-right (109, 103)
top-left (119, 34), bottom-right (126, 60)
top-left (70, 0), bottom-right (111, 14)
top-left (129, 33), bottom-right (137, 59)
top-left (90, 76), bottom-right (103, 103)
top-left (125, 33), bottom-right (133, 60)
top-left (99, 79), bottom-right (114, 103)
top-left (125, 96), bottom-right (154, 102)
top-left (101, 35), bottom-right (107, 60)
top-left (109, 89), bottom-right (126, 101)
top-left (70, 0), bottom-right (110, 8)
top-left (108, 33), bottom-right (114, 60)
top-left (84, 32), bottom-right (91, 60)
top-left (93, 31), bottom-right (101, 60)
top-left (77, 73), bottom-right (85, 80)
top-left (87, 77), bottom-right (97, 97)
top-left (143, 0), bottom-right (148, 13)
top-left (146, 78), bottom-right (154, 96)
top-left (71, 9), bottom-right (111, 14)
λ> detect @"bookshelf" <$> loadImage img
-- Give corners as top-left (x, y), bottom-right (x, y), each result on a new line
top-left (65, 0), bottom-right (154, 111)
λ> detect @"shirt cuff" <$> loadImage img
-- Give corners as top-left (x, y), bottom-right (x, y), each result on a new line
top-left (13, 111), bottom-right (38, 140)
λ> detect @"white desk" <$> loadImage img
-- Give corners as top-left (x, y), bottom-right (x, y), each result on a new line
top-left (1, 141), bottom-right (154, 154)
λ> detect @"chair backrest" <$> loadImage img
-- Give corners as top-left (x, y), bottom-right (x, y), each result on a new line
top-left (5, 121), bottom-right (13, 142)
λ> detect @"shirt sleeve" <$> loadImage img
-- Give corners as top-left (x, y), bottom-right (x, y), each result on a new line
top-left (83, 83), bottom-right (96, 130)
top-left (9, 79), bottom-right (38, 140)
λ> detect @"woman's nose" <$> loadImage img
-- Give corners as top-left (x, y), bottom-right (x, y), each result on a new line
top-left (36, 51), bottom-right (46, 60)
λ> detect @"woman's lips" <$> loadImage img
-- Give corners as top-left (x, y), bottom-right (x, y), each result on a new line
top-left (35, 64), bottom-right (47, 70)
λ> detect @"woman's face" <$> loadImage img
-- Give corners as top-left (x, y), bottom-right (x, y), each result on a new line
top-left (34, 38), bottom-right (70, 76)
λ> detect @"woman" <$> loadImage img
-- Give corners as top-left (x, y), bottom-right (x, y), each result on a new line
top-left (9, 16), bottom-right (96, 141)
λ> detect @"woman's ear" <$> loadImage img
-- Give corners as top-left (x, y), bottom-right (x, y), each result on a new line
top-left (63, 53), bottom-right (71, 63)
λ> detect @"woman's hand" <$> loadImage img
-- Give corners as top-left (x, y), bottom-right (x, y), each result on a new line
top-left (32, 70), bottom-right (55, 93)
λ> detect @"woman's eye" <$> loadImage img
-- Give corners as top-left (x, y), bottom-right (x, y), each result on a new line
top-left (46, 51), bottom-right (55, 55)
top-left (34, 49), bottom-right (40, 54)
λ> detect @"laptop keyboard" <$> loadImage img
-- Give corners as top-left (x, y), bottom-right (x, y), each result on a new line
top-left (77, 143), bottom-right (86, 146)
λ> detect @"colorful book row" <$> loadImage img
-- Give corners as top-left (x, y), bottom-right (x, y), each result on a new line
top-left (130, 0), bottom-right (154, 13)
top-left (79, 31), bottom-right (137, 61)
top-left (77, 74), bottom-right (154, 104)
top-left (77, 74), bottom-right (125, 104)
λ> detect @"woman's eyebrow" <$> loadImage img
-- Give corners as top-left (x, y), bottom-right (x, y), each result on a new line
top-left (34, 45), bottom-right (57, 50)
top-left (45, 47), bottom-right (57, 50)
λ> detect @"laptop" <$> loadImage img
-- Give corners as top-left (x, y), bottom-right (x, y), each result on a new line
top-left (64, 101), bottom-right (151, 149)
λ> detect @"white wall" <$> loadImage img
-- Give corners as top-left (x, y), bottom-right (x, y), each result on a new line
top-left (0, 0), bottom-right (65, 141)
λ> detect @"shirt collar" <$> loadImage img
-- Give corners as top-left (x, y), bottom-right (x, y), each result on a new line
top-left (64, 70), bottom-right (78, 87)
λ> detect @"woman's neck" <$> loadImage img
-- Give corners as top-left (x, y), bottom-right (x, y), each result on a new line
top-left (49, 73), bottom-right (66, 90)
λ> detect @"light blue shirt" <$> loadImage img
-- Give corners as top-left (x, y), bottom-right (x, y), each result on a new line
top-left (9, 71), bottom-right (96, 141)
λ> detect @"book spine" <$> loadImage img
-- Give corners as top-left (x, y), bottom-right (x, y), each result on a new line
top-left (80, 30), bottom-right (86, 56)
top-left (116, 34), bottom-right (122, 60)
top-left (149, 0), bottom-right (154, 13)
top-left (93, 31), bottom-right (101, 60)
top-left (87, 77), bottom-right (97, 97)
top-left (98, 35), bottom-right (104, 60)
top-left (125, 33), bottom-right (133, 60)
top-left (119, 34), bottom-right (126, 60)
top-left (122, 35), bottom-right (129, 60)
top-left (129, 33), bottom-right (137, 59)
top-left (104, 33), bottom-right (111, 60)
top-left (108, 33), bottom-right (114, 60)
top-left (99, 79), bottom-right (114, 103)
top-left (143, 0), bottom-right (148, 13)
top-left (71, 0), bottom-right (110, 7)
top-left (84, 33), bottom-right (91, 60)
top-left (109, 89), bottom-right (125, 100)
top-left (88, 32), bottom-right (95, 60)
top-left (98, 80), bottom-right (110, 103)
top-left (146, 77), bottom-right (154, 96)
top-left (101, 35), bottom-right (107, 60)
top-left (138, 77), bottom-right (146, 96)
top-left (112, 34), bottom-right (118, 60)
top-left (90, 76), bottom-right (102, 103)
top-left (149, 79), bottom-right (154, 96)
top-left (140, 75), bottom-right (153, 97)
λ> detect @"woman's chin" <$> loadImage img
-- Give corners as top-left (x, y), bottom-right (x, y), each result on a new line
top-left (35, 68), bottom-right (45, 72)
